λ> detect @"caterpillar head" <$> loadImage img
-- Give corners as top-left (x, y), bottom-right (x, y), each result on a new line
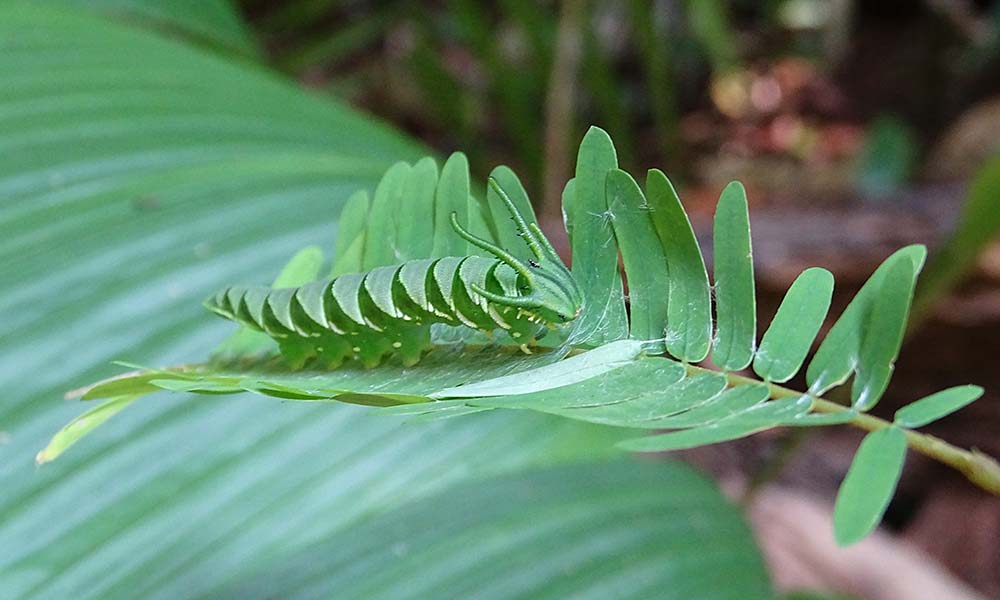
top-left (450, 178), bottom-right (584, 326)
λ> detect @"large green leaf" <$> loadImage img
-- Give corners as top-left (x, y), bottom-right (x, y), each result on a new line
top-left (220, 462), bottom-right (772, 600)
top-left (23, 0), bottom-right (996, 553)
top-left (2, 3), bottom-right (772, 597)
top-left (38, 0), bottom-right (257, 54)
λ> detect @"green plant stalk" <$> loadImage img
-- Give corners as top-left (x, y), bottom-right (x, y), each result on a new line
top-left (546, 345), bottom-right (1000, 494)
top-left (688, 364), bottom-right (1000, 495)
top-left (82, 343), bottom-right (1000, 495)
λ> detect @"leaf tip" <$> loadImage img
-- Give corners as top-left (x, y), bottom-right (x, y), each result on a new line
top-left (579, 126), bottom-right (618, 163)
top-left (721, 180), bottom-right (747, 200)
top-left (584, 124), bottom-right (610, 138)
top-left (442, 151), bottom-right (470, 172)
top-left (832, 523), bottom-right (861, 547)
top-left (802, 266), bottom-right (834, 284)
top-left (900, 243), bottom-right (928, 271)
top-left (35, 447), bottom-right (54, 465)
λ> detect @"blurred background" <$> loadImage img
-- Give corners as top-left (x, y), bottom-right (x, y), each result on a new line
top-left (231, 0), bottom-right (1000, 595)
top-left (240, 0), bottom-right (999, 207)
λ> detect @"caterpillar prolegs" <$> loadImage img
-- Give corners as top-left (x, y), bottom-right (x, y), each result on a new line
top-left (204, 179), bottom-right (584, 369)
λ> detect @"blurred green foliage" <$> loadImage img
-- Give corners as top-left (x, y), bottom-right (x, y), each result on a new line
top-left (240, 0), bottom-right (1000, 206)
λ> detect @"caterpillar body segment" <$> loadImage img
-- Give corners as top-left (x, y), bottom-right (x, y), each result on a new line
top-left (208, 257), bottom-right (546, 368)
top-left (205, 177), bottom-right (584, 369)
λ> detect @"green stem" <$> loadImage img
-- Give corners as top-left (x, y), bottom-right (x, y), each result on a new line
top-left (690, 364), bottom-right (1000, 496)
top-left (169, 341), bottom-right (1000, 496)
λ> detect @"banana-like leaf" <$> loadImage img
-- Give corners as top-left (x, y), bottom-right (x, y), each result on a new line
top-left (26, 1), bottom-right (996, 551)
top-left (219, 462), bottom-right (772, 600)
top-left (38, 0), bottom-right (257, 54)
top-left (5, 3), bottom-right (774, 596)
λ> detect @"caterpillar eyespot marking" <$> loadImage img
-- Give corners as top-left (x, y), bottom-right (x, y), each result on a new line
top-left (204, 178), bottom-right (584, 369)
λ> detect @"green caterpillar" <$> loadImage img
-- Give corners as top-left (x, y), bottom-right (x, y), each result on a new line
top-left (204, 179), bottom-right (584, 369)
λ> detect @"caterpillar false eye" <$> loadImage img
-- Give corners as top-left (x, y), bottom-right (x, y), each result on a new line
top-left (204, 178), bottom-right (584, 369)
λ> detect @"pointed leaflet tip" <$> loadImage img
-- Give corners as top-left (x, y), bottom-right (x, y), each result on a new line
top-left (36, 395), bottom-right (142, 464)
top-left (851, 257), bottom-right (917, 411)
top-left (583, 125), bottom-right (614, 146)
top-left (806, 244), bottom-right (927, 395)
